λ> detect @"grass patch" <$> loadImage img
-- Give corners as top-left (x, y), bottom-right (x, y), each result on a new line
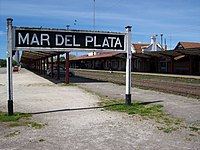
top-left (8, 122), bottom-right (22, 127)
top-left (5, 130), bottom-right (21, 137)
top-left (25, 121), bottom-right (47, 129)
top-left (189, 126), bottom-right (200, 132)
top-left (157, 126), bottom-right (179, 133)
top-left (0, 112), bottom-right (31, 122)
top-left (105, 102), bottom-right (164, 118)
top-left (61, 83), bottom-right (77, 86)
top-left (5, 120), bottom-right (47, 129)
top-left (0, 111), bottom-right (47, 130)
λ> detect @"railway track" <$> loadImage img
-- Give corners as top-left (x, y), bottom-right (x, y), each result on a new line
top-left (75, 70), bottom-right (200, 99)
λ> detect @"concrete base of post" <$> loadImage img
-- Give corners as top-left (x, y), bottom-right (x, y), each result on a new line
top-left (125, 94), bottom-right (131, 105)
top-left (8, 100), bottom-right (13, 116)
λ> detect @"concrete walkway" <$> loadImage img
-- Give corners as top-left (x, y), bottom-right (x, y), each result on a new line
top-left (0, 68), bottom-right (199, 150)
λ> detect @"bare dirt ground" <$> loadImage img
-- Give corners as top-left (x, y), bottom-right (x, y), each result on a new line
top-left (0, 68), bottom-right (200, 150)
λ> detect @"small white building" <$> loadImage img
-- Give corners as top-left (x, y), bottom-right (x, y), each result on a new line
top-left (141, 35), bottom-right (163, 52)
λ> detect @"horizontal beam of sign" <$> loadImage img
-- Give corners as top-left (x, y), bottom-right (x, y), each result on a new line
top-left (14, 28), bottom-right (125, 51)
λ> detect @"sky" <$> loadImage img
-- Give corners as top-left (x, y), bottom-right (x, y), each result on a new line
top-left (0, 0), bottom-right (200, 58)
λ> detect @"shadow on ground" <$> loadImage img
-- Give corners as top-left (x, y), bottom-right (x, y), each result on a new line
top-left (36, 73), bottom-right (106, 84)
top-left (30, 101), bottom-right (163, 115)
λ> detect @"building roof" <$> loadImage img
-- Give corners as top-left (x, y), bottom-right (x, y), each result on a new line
top-left (142, 43), bottom-right (164, 52)
top-left (21, 42), bottom-right (200, 64)
top-left (70, 52), bottom-right (120, 61)
top-left (175, 42), bottom-right (200, 50)
top-left (21, 51), bottom-right (63, 63)
top-left (132, 43), bottom-right (149, 53)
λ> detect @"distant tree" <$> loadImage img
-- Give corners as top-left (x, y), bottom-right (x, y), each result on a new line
top-left (0, 59), bottom-right (6, 67)
top-left (60, 56), bottom-right (66, 61)
top-left (12, 60), bottom-right (18, 66)
top-left (0, 59), bottom-right (18, 67)
top-left (69, 54), bottom-right (76, 59)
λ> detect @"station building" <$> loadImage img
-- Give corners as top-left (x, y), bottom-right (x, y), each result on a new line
top-left (70, 39), bottom-right (200, 75)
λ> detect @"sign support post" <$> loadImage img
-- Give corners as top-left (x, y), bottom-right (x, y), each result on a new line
top-left (6, 18), bottom-right (14, 115)
top-left (125, 26), bottom-right (132, 105)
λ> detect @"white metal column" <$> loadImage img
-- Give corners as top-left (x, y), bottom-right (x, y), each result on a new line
top-left (6, 18), bottom-right (14, 115)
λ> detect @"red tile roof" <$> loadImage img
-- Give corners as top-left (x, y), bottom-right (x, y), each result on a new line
top-left (132, 43), bottom-right (149, 53)
top-left (70, 52), bottom-right (120, 61)
top-left (70, 43), bottom-right (150, 61)
top-left (176, 42), bottom-right (200, 49)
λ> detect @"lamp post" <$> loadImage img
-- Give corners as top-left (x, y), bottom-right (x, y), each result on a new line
top-left (93, 0), bottom-right (96, 30)
top-left (161, 33), bottom-right (163, 48)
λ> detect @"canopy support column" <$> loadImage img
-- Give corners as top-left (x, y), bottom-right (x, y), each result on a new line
top-left (65, 52), bottom-right (69, 84)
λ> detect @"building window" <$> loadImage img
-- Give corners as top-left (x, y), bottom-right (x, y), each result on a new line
top-left (111, 60), bottom-right (118, 69)
top-left (160, 61), bottom-right (167, 72)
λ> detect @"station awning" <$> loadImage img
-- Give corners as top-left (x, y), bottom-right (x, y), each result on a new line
top-left (20, 51), bottom-right (65, 63)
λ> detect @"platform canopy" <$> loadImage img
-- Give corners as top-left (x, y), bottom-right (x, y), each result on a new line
top-left (20, 51), bottom-right (65, 63)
